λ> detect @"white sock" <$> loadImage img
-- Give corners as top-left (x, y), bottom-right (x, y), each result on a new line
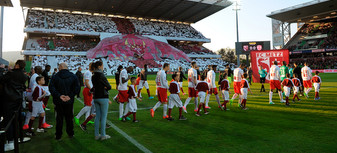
top-left (307, 88), bottom-right (312, 95)
top-left (231, 93), bottom-right (238, 100)
top-left (124, 103), bottom-right (129, 116)
top-left (76, 106), bottom-right (90, 119)
top-left (194, 97), bottom-right (198, 110)
top-left (153, 102), bottom-right (161, 111)
top-left (215, 95), bottom-right (221, 107)
top-left (269, 91), bottom-right (273, 102)
top-left (238, 95), bottom-right (242, 105)
top-left (43, 115), bottom-right (46, 124)
top-left (205, 94), bottom-right (211, 107)
top-left (184, 97), bottom-right (191, 108)
top-left (278, 91), bottom-right (283, 101)
top-left (25, 112), bottom-right (31, 125)
top-left (85, 106), bottom-right (91, 119)
top-left (119, 103), bottom-right (124, 118)
top-left (163, 104), bottom-right (168, 117)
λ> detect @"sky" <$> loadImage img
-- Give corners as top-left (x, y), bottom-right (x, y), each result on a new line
top-left (2, 0), bottom-right (311, 53)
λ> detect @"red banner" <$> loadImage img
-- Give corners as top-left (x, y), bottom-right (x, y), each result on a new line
top-left (250, 49), bottom-right (289, 83)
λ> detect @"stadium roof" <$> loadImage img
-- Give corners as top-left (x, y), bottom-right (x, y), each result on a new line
top-left (20, 0), bottom-right (232, 23)
top-left (267, 0), bottom-right (337, 23)
top-left (0, 0), bottom-right (13, 7)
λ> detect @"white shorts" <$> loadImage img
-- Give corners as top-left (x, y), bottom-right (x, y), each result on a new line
top-left (240, 88), bottom-right (248, 99)
top-left (283, 86), bottom-right (291, 97)
top-left (313, 83), bottom-right (320, 92)
top-left (128, 99), bottom-right (137, 112)
top-left (168, 94), bottom-right (183, 109)
top-left (32, 101), bottom-right (45, 117)
top-left (138, 80), bottom-right (149, 90)
top-left (293, 86), bottom-right (299, 94)
top-left (198, 91), bottom-right (206, 103)
top-left (221, 90), bottom-right (229, 101)
top-left (179, 82), bottom-right (183, 88)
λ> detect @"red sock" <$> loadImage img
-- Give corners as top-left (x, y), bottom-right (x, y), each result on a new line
top-left (242, 99), bottom-right (246, 108)
top-left (28, 119), bottom-right (34, 131)
top-left (82, 115), bottom-right (94, 126)
top-left (137, 89), bottom-right (141, 97)
top-left (179, 107), bottom-right (182, 118)
top-left (223, 100), bottom-right (228, 110)
top-left (124, 112), bottom-right (133, 118)
top-left (38, 117), bottom-right (44, 129)
top-left (147, 89), bottom-right (151, 97)
top-left (133, 112), bottom-right (136, 121)
top-left (292, 94), bottom-right (296, 101)
top-left (168, 108), bottom-right (172, 117)
top-left (197, 103), bottom-right (202, 114)
top-left (286, 97), bottom-right (289, 105)
top-left (203, 103), bottom-right (206, 113)
top-left (315, 92), bottom-right (318, 98)
top-left (180, 88), bottom-right (184, 93)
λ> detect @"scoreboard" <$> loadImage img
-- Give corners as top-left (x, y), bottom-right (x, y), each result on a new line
top-left (235, 41), bottom-right (270, 55)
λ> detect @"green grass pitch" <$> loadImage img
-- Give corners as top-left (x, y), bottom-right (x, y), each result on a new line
top-left (18, 73), bottom-right (337, 153)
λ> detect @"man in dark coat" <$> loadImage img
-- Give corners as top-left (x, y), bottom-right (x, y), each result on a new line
top-left (42, 65), bottom-right (51, 86)
top-left (49, 63), bottom-right (80, 140)
top-left (75, 67), bottom-right (83, 98)
top-left (0, 60), bottom-right (27, 151)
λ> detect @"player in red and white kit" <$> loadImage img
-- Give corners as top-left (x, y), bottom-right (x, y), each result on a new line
top-left (205, 65), bottom-right (223, 110)
top-left (150, 63), bottom-right (170, 119)
top-left (183, 62), bottom-right (199, 113)
top-left (311, 71), bottom-right (321, 100)
top-left (195, 75), bottom-right (209, 116)
top-left (230, 64), bottom-right (245, 107)
top-left (118, 66), bottom-right (134, 120)
top-left (301, 62), bottom-right (312, 98)
top-left (220, 73), bottom-right (230, 111)
top-left (240, 73), bottom-right (252, 110)
top-left (281, 73), bottom-right (294, 106)
top-left (292, 73), bottom-right (302, 102)
top-left (267, 61), bottom-right (285, 104)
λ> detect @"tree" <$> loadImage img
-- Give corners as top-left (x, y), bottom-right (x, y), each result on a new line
top-left (217, 47), bottom-right (237, 63)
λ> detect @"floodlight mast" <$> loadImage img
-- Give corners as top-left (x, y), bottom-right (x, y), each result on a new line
top-left (233, 0), bottom-right (240, 66)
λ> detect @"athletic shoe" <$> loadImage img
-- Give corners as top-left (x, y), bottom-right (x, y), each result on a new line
top-left (195, 113), bottom-right (200, 117)
top-left (101, 135), bottom-right (111, 140)
top-left (80, 124), bottom-right (87, 131)
top-left (163, 115), bottom-right (169, 119)
top-left (317, 97), bottom-right (320, 100)
top-left (237, 102), bottom-right (241, 107)
top-left (133, 120), bottom-right (139, 123)
top-left (106, 124), bottom-right (111, 129)
top-left (229, 99), bottom-right (234, 105)
top-left (183, 106), bottom-right (187, 113)
top-left (166, 117), bottom-right (174, 121)
top-left (122, 117), bottom-right (126, 122)
top-left (204, 111), bottom-right (209, 115)
top-left (194, 109), bottom-right (198, 112)
top-left (42, 123), bottom-right (53, 129)
top-left (149, 96), bottom-right (154, 100)
top-left (292, 100), bottom-right (295, 103)
top-left (205, 106), bottom-right (211, 109)
top-left (269, 101), bottom-right (275, 104)
top-left (179, 115), bottom-right (187, 120)
top-left (18, 137), bottom-right (31, 143)
top-left (280, 99), bottom-right (286, 103)
top-left (23, 124), bottom-right (29, 130)
top-left (225, 108), bottom-right (230, 111)
top-left (285, 103), bottom-right (290, 107)
top-left (182, 93), bottom-right (185, 95)
top-left (242, 107), bottom-right (249, 110)
top-left (74, 117), bottom-right (80, 126)
top-left (45, 108), bottom-right (50, 111)
top-left (36, 128), bottom-right (45, 133)
top-left (87, 121), bottom-right (94, 125)
top-left (150, 109), bottom-right (154, 117)
top-left (4, 141), bottom-right (14, 152)
top-left (26, 131), bottom-right (35, 136)
top-left (298, 99), bottom-right (301, 101)
top-left (126, 117), bottom-right (131, 121)
top-left (119, 117), bottom-right (122, 121)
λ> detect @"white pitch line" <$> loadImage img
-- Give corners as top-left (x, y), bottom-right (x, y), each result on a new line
top-left (75, 98), bottom-right (152, 153)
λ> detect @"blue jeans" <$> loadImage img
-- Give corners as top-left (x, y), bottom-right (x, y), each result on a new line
top-left (94, 98), bottom-right (109, 137)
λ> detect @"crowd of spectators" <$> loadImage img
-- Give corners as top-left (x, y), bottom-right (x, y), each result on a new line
top-left (290, 52), bottom-right (337, 69)
top-left (170, 43), bottom-right (214, 54)
top-left (26, 10), bottom-right (206, 39)
top-left (27, 37), bottom-right (98, 51)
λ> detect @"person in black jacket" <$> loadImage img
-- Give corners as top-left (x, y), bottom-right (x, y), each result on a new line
top-left (0, 60), bottom-right (27, 151)
top-left (293, 63), bottom-right (303, 96)
top-left (113, 65), bottom-right (123, 102)
top-left (42, 65), bottom-right (51, 86)
top-left (91, 61), bottom-right (112, 140)
top-left (49, 63), bottom-right (80, 140)
top-left (75, 67), bottom-right (83, 98)
top-left (178, 66), bottom-right (187, 95)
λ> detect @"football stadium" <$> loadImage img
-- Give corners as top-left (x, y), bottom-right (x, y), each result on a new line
top-left (0, 0), bottom-right (337, 153)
